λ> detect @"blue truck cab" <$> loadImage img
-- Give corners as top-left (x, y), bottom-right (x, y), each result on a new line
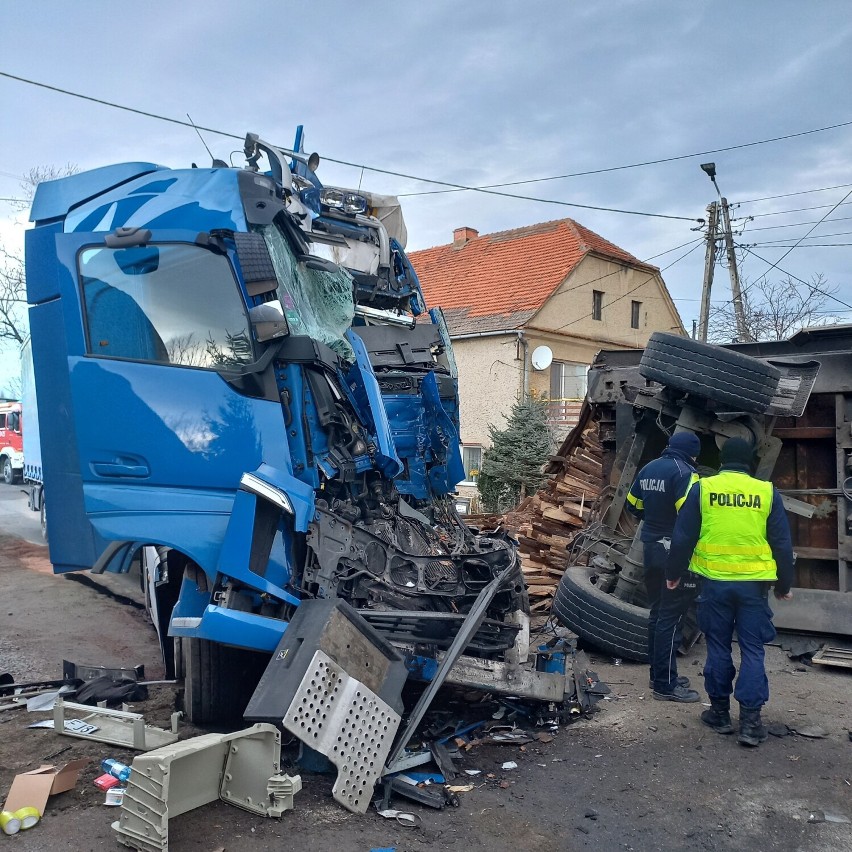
top-left (25, 132), bottom-right (534, 722)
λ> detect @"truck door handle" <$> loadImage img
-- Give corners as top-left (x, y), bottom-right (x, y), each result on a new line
top-left (92, 462), bottom-right (150, 478)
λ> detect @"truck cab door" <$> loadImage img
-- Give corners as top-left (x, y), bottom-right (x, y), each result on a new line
top-left (26, 225), bottom-right (291, 574)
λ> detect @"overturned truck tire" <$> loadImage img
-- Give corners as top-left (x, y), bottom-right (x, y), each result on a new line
top-left (552, 566), bottom-right (649, 662)
top-left (639, 332), bottom-right (781, 414)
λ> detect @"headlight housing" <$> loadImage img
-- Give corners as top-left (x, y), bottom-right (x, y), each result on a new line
top-left (320, 187), bottom-right (368, 215)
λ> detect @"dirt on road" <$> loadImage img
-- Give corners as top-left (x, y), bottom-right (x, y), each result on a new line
top-left (1, 534), bottom-right (851, 852)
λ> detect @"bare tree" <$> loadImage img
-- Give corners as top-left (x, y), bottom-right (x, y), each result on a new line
top-left (0, 165), bottom-right (80, 347)
top-left (708, 274), bottom-right (840, 343)
top-left (10, 164), bottom-right (79, 212)
top-left (0, 243), bottom-right (27, 346)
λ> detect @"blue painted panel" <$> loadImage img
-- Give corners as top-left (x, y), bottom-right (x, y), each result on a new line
top-left (30, 163), bottom-right (163, 223)
top-left (63, 168), bottom-right (249, 234)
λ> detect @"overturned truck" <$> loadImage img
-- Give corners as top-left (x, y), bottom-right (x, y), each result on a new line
top-left (25, 131), bottom-right (564, 729)
top-left (552, 329), bottom-right (852, 660)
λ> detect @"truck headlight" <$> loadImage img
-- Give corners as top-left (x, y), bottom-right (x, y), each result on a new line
top-left (320, 188), bottom-right (367, 215)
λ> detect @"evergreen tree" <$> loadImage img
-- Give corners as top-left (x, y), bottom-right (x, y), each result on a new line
top-left (478, 395), bottom-right (551, 512)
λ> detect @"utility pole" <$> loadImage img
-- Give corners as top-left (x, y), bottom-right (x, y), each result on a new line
top-left (697, 201), bottom-right (718, 342)
top-left (719, 196), bottom-right (750, 342)
top-left (699, 163), bottom-right (751, 342)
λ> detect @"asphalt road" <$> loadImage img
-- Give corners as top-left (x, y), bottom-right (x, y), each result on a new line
top-left (0, 481), bottom-right (43, 546)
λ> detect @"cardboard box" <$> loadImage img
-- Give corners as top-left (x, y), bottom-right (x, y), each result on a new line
top-left (3, 759), bottom-right (89, 815)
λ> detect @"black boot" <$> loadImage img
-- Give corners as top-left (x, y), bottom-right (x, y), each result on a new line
top-left (738, 706), bottom-right (768, 747)
top-left (701, 698), bottom-right (734, 734)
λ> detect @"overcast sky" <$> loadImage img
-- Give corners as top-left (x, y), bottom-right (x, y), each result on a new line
top-left (2, 1), bottom-right (852, 388)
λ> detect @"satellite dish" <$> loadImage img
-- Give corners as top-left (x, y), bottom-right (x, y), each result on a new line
top-left (531, 345), bottom-right (553, 371)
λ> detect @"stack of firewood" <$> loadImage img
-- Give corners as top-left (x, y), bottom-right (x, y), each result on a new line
top-left (513, 422), bottom-right (604, 611)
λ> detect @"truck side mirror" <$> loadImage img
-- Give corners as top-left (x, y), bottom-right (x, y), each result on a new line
top-left (249, 302), bottom-right (289, 343)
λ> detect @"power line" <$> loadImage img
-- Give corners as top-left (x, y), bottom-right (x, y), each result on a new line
top-left (0, 70), bottom-right (697, 223)
top-left (749, 186), bottom-right (852, 288)
top-left (735, 182), bottom-right (852, 206)
top-left (545, 237), bottom-right (704, 309)
top-left (746, 242), bottom-right (852, 247)
top-left (741, 214), bottom-right (852, 232)
top-left (397, 124), bottom-right (852, 197)
top-left (749, 229), bottom-right (852, 244)
top-left (553, 241), bottom-right (704, 332)
top-left (737, 244), bottom-right (852, 312)
top-left (740, 200), bottom-right (852, 220)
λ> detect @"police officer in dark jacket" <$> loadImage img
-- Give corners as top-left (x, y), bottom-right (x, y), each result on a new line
top-left (627, 432), bottom-right (701, 703)
top-left (666, 437), bottom-right (794, 746)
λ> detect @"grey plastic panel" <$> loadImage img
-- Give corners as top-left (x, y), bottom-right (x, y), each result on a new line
top-left (113, 724), bottom-right (282, 852)
top-left (282, 650), bottom-right (400, 814)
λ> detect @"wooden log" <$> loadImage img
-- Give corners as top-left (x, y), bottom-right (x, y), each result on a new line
top-left (541, 507), bottom-right (585, 527)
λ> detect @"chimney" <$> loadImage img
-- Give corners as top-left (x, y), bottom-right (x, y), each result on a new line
top-left (453, 226), bottom-right (478, 248)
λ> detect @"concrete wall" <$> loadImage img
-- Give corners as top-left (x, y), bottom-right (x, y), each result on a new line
top-left (532, 254), bottom-right (684, 344)
top-left (453, 334), bottom-right (523, 446)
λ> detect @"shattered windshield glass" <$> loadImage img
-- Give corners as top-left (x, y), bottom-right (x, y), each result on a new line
top-left (256, 222), bottom-right (356, 362)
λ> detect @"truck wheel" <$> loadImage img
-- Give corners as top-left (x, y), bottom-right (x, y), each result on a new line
top-left (40, 500), bottom-right (47, 542)
top-left (639, 332), bottom-right (781, 414)
top-left (552, 566), bottom-right (649, 662)
top-left (2, 460), bottom-right (13, 485)
top-left (177, 636), bottom-right (268, 725)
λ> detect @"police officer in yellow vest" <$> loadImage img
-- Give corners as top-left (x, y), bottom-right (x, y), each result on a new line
top-left (666, 438), bottom-right (794, 747)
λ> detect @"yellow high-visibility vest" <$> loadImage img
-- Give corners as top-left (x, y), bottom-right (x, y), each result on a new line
top-left (689, 471), bottom-right (777, 581)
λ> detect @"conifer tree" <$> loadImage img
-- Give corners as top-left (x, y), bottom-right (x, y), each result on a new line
top-left (478, 395), bottom-right (551, 512)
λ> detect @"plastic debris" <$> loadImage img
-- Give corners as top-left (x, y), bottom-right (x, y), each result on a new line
top-left (808, 810), bottom-right (851, 824)
top-left (104, 788), bottom-right (126, 807)
top-left (374, 806), bottom-right (421, 827)
top-left (501, 761), bottom-right (518, 770)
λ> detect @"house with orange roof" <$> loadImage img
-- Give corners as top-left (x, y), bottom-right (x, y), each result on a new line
top-left (408, 218), bottom-right (685, 509)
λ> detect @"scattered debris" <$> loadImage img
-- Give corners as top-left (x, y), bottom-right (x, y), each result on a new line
top-left (113, 724), bottom-right (297, 851)
top-left (768, 723), bottom-right (792, 738)
top-left (53, 698), bottom-right (179, 751)
top-left (104, 788), bottom-right (126, 807)
top-left (374, 805), bottom-right (421, 827)
top-left (790, 724), bottom-right (829, 739)
top-left (811, 646), bottom-right (852, 670)
top-left (808, 810), bottom-right (851, 824)
top-left (501, 761), bottom-right (518, 770)
top-left (3, 758), bottom-right (88, 823)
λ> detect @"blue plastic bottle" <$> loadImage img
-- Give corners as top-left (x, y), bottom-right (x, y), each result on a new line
top-left (101, 759), bottom-right (131, 783)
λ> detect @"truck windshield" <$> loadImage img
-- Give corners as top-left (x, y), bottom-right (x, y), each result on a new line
top-left (255, 222), bottom-right (356, 362)
top-left (79, 244), bottom-right (253, 368)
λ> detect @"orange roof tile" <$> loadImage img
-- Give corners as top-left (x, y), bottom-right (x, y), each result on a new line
top-left (409, 218), bottom-right (656, 334)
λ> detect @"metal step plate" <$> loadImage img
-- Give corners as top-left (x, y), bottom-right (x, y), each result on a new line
top-left (282, 649), bottom-right (400, 814)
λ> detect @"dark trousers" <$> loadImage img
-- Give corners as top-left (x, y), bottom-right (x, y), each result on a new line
top-left (644, 540), bottom-right (698, 692)
top-left (697, 579), bottom-right (776, 709)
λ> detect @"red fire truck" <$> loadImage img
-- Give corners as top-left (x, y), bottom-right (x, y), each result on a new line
top-left (0, 401), bottom-right (23, 484)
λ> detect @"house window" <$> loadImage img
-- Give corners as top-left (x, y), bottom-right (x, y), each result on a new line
top-left (461, 445), bottom-right (482, 483)
top-left (631, 300), bottom-right (642, 329)
top-left (592, 290), bottom-right (603, 321)
top-left (455, 497), bottom-right (471, 515)
top-left (550, 361), bottom-right (587, 400)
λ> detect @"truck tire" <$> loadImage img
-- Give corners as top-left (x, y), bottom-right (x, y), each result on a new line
top-left (40, 500), bottom-right (47, 542)
top-left (639, 332), bottom-right (780, 414)
top-left (2, 459), bottom-right (13, 485)
top-left (552, 566), bottom-right (649, 662)
top-left (177, 636), bottom-right (268, 725)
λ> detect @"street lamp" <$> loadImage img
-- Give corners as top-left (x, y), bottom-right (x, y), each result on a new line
top-left (698, 163), bottom-right (750, 341)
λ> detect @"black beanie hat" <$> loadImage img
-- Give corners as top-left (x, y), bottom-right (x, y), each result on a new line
top-left (720, 437), bottom-right (755, 471)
